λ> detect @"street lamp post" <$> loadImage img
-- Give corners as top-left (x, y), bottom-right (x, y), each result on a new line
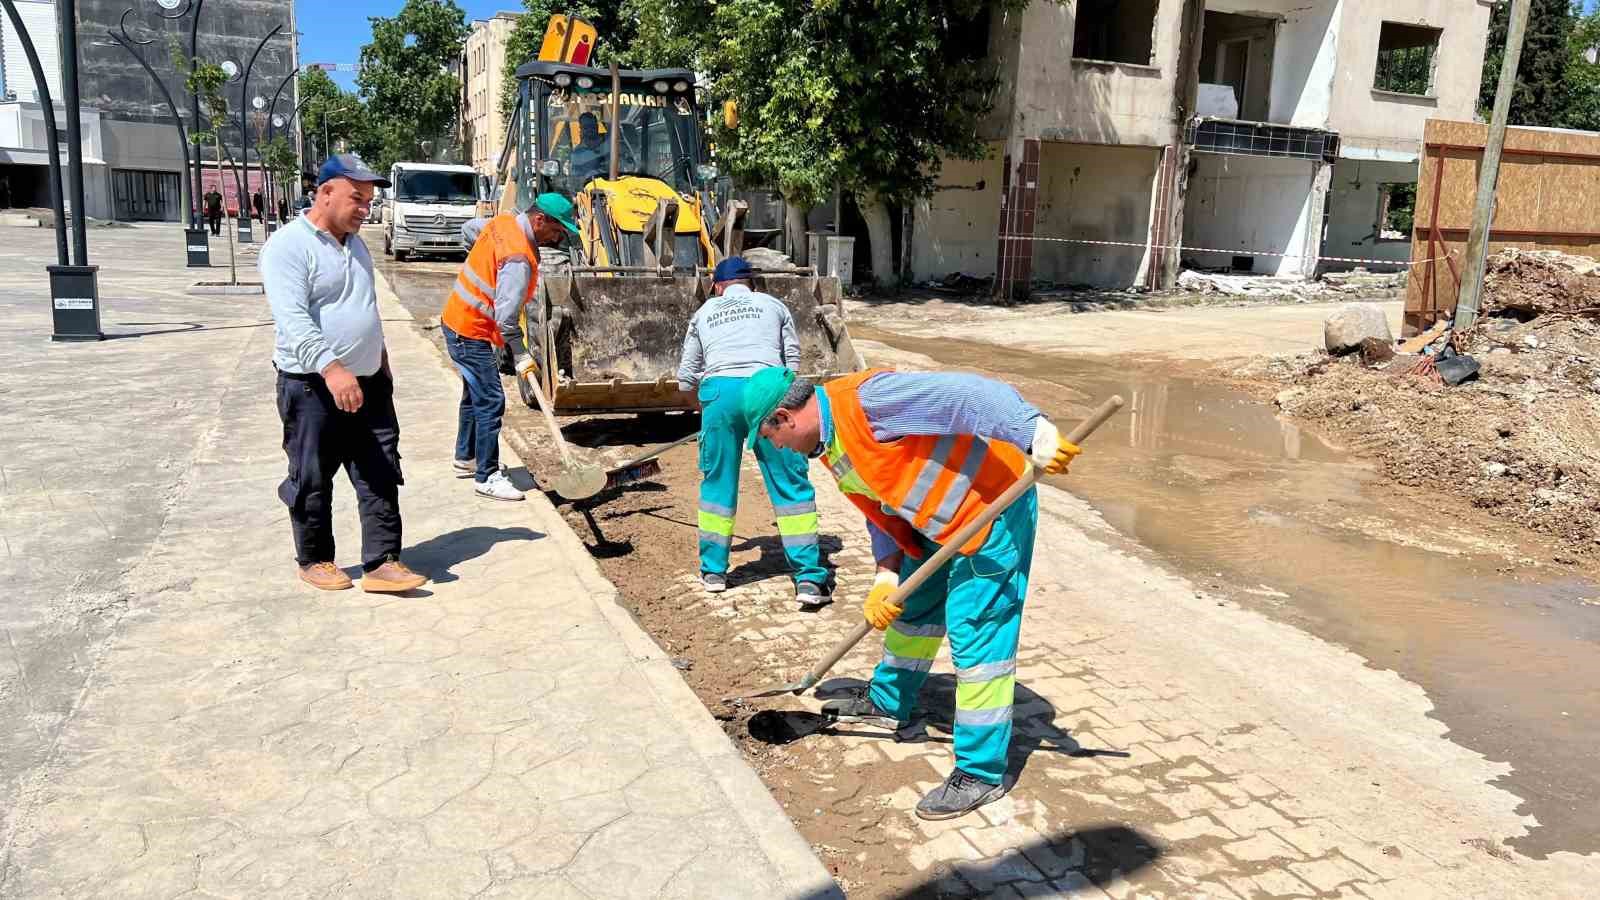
top-left (105, 9), bottom-right (208, 266)
top-left (50, 0), bottom-right (102, 339)
top-left (261, 66), bottom-right (299, 229)
top-left (235, 24), bottom-right (284, 244)
top-left (0, 0), bottom-right (67, 265)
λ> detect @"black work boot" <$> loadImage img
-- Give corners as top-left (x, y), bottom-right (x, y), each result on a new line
top-left (819, 685), bottom-right (901, 731)
top-left (915, 768), bottom-right (1007, 821)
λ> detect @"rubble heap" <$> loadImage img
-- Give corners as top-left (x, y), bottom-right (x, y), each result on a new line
top-left (1233, 249), bottom-right (1600, 560)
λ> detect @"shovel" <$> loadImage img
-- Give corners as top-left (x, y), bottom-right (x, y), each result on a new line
top-left (723, 394), bottom-right (1125, 704)
top-left (519, 370), bottom-right (607, 499)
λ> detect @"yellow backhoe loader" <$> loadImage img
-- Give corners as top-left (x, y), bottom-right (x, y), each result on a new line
top-left (495, 57), bottom-right (860, 415)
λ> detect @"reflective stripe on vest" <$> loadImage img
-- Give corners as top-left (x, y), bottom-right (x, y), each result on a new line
top-left (440, 214), bottom-right (536, 346)
top-left (821, 369), bottom-right (1027, 556)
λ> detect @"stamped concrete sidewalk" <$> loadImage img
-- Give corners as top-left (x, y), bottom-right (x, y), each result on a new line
top-left (0, 227), bottom-right (836, 898)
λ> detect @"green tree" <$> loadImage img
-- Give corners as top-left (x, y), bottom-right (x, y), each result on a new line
top-left (1566, 8), bottom-right (1600, 131)
top-left (707, 0), bottom-right (1023, 284)
top-left (172, 46), bottom-right (240, 282)
top-left (297, 68), bottom-right (361, 162)
top-left (357, 0), bottom-right (470, 170)
top-left (1480, 0), bottom-right (1577, 126)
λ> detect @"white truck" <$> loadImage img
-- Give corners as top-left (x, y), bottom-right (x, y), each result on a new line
top-left (383, 162), bottom-right (483, 261)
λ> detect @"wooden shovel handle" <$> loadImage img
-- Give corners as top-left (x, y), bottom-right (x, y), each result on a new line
top-left (796, 394), bottom-right (1126, 692)
top-left (522, 371), bottom-right (576, 468)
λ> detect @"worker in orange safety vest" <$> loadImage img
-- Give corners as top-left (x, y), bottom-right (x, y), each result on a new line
top-left (439, 193), bottom-right (578, 501)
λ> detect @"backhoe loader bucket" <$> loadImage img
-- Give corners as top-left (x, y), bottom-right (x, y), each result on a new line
top-left (528, 270), bottom-right (861, 415)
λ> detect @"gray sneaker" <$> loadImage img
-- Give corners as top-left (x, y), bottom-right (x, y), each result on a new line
top-left (701, 572), bottom-right (726, 593)
top-left (795, 582), bottom-right (830, 606)
top-left (915, 769), bottom-right (1007, 821)
top-left (819, 685), bottom-right (900, 731)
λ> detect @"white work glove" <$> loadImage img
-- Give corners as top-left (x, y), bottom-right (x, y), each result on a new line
top-left (1029, 417), bottom-right (1082, 475)
top-left (514, 354), bottom-right (536, 377)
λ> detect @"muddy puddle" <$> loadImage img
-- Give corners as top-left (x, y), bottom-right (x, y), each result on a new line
top-left (855, 325), bottom-right (1600, 859)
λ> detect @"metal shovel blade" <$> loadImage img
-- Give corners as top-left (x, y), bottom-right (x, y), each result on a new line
top-left (722, 669), bottom-right (825, 704)
top-left (550, 462), bottom-right (607, 500)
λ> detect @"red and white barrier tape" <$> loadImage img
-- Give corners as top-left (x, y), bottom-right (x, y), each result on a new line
top-left (999, 233), bottom-right (1452, 268)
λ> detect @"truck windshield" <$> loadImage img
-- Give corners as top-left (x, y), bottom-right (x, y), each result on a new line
top-left (538, 86), bottom-right (700, 196)
top-left (395, 171), bottom-right (478, 204)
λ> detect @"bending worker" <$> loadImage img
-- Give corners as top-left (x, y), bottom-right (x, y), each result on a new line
top-left (440, 193), bottom-right (579, 501)
top-left (746, 365), bottom-right (1080, 820)
top-left (677, 256), bottom-right (830, 604)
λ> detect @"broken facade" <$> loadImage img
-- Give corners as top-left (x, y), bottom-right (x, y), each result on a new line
top-left (911, 0), bottom-right (1491, 295)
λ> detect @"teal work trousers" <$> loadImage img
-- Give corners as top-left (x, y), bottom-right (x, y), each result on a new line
top-left (695, 376), bottom-right (827, 586)
top-left (868, 487), bottom-right (1037, 785)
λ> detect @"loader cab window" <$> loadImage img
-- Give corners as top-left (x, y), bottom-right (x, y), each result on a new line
top-left (537, 81), bottom-right (704, 197)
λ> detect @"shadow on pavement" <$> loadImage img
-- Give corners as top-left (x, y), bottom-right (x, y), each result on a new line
top-left (886, 824), bottom-right (1163, 898)
top-left (404, 525), bottom-right (544, 583)
top-left (558, 411), bottom-right (700, 451)
top-left (728, 532), bottom-right (844, 594)
top-left (765, 677), bottom-right (1131, 775)
top-left (103, 321), bottom-right (272, 340)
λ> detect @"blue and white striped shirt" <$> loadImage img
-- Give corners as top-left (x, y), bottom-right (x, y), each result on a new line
top-left (818, 371), bottom-right (1042, 561)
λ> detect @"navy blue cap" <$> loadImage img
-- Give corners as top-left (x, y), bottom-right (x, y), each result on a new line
top-left (713, 256), bottom-right (753, 282)
top-left (317, 153), bottom-right (390, 188)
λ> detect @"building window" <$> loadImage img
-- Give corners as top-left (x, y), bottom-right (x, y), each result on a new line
top-left (1376, 182), bottom-right (1416, 241)
top-left (1072, 0), bottom-right (1158, 65)
top-left (1374, 23), bottom-right (1441, 96)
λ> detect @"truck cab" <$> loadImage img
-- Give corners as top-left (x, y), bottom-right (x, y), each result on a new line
top-left (383, 162), bottom-right (482, 261)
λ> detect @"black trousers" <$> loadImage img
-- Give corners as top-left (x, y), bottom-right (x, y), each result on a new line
top-left (276, 369), bottom-right (404, 571)
top-left (207, 211), bottom-right (222, 235)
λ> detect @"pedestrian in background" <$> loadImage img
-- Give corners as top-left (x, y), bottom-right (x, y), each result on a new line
top-left (260, 154), bottom-right (428, 594)
top-left (204, 188), bottom-right (223, 236)
top-left (440, 193), bottom-right (578, 501)
top-left (677, 256), bottom-right (829, 605)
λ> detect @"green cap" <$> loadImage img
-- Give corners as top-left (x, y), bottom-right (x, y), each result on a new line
top-left (742, 366), bottom-right (797, 449)
top-left (533, 192), bottom-right (581, 236)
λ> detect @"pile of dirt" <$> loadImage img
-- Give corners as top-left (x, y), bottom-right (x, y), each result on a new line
top-left (1481, 248), bottom-right (1600, 318)
top-left (1230, 314), bottom-right (1600, 560)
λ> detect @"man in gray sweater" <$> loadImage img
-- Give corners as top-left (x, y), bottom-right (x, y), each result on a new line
top-left (677, 257), bottom-right (829, 604)
top-left (261, 154), bottom-right (428, 594)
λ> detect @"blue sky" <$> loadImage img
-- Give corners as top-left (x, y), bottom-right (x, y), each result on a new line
top-left (295, 1), bottom-right (520, 90)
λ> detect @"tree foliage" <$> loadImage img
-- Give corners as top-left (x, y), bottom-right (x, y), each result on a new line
top-left (297, 68), bottom-right (360, 162)
top-left (170, 42), bottom-right (228, 145)
top-left (263, 136), bottom-right (298, 182)
top-left (1565, 7), bottom-right (1600, 132)
top-left (1480, 0), bottom-right (1577, 126)
top-left (357, 0), bottom-right (470, 170)
top-left (707, 0), bottom-right (1018, 208)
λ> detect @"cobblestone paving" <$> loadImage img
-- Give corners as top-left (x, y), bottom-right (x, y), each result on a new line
top-left (666, 419), bottom-right (1597, 897)
top-left (0, 241), bottom-right (835, 899)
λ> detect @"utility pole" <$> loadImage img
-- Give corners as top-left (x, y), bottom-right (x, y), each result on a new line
top-left (1453, 0), bottom-right (1531, 331)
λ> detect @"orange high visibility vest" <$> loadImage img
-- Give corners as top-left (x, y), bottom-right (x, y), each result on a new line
top-left (440, 214), bottom-right (538, 346)
top-left (822, 369), bottom-right (1029, 557)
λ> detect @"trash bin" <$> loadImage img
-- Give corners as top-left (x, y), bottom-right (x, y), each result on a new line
top-left (825, 235), bottom-right (855, 290)
top-left (185, 228), bottom-right (210, 267)
top-left (806, 232), bottom-right (828, 273)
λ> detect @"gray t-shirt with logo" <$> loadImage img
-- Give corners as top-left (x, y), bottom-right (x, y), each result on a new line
top-left (676, 284), bottom-right (800, 392)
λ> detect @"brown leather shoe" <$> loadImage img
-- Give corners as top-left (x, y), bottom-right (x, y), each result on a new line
top-left (299, 562), bottom-right (354, 591)
top-left (361, 560), bottom-right (428, 594)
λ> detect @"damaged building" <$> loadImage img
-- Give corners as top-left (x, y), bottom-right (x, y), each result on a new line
top-left (911, 0), bottom-right (1491, 296)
